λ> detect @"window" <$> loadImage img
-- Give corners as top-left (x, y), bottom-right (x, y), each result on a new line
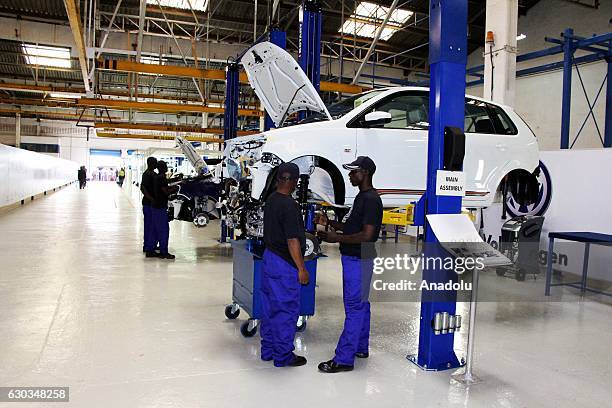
top-left (147, 0), bottom-right (208, 11)
top-left (465, 99), bottom-right (494, 134)
top-left (22, 44), bottom-right (71, 68)
top-left (339, 1), bottom-right (413, 41)
top-left (20, 143), bottom-right (60, 154)
top-left (488, 104), bottom-right (518, 135)
top-left (363, 93), bottom-right (429, 130)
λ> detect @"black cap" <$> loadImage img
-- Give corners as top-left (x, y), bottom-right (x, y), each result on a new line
top-left (276, 162), bottom-right (300, 180)
top-left (343, 156), bottom-right (376, 175)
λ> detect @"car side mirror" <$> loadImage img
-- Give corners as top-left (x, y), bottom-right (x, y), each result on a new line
top-left (363, 111), bottom-right (392, 127)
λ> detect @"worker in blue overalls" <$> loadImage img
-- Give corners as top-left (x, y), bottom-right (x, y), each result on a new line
top-left (141, 156), bottom-right (158, 256)
top-left (261, 162), bottom-right (309, 367)
top-left (316, 156), bottom-right (383, 373)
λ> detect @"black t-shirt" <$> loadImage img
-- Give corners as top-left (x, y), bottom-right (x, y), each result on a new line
top-left (141, 169), bottom-right (157, 206)
top-left (339, 188), bottom-right (383, 258)
top-left (263, 191), bottom-right (306, 268)
top-left (152, 175), bottom-right (169, 209)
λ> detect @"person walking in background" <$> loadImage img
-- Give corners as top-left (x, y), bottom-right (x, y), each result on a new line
top-left (140, 157), bottom-right (158, 257)
top-left (151, 160), bottom-right (177, 260)
top-left (118, 167), bottom-right (126, 187)
top-left (78, 166), bottom-right (87, 189)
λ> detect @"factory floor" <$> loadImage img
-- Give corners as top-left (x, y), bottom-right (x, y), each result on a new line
top-left (1, 181), bottom-right (611, 408)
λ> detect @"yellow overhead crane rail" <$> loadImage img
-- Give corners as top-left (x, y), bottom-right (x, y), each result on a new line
top-left (94, 122), bottom-right (258, 137)
top-left (97, 59), bottom-right (367, 95)
top-left (79, 98), bottom-right (263, 117)
top-left (96, 132), bottom-right (224, 144)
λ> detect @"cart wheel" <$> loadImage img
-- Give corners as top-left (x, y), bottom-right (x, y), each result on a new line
top-left (240, 320), bottom-right (258, 337)
top-left (296, 320), bottom-right (307, 332)
top-left (224, 304), bottom-right (240, 320)
top-left (515, 270), bottom-right (526, 282)
top-left (496, 268), bottom-right (506, 277)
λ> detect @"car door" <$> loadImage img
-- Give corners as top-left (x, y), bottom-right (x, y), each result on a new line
top-left (352, 91), bottom-right (429, 206)
top-left (463, 99), bottom-right (516, 195)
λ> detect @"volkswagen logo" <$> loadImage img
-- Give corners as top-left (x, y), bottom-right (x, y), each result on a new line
top-left (506, 160), bottom-right (552, 217)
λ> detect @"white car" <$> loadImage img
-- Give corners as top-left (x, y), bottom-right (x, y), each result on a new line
top-left (223, 42), bottom-right (540, 235)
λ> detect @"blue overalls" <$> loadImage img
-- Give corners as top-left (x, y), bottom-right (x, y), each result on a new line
top-left (151, 207), bottom-right (169, 254)
top-left (334, 256), bottom-right (374, 366)
top-left (260, 249), bottom-right (301, 367)
top-left (143, 204), bottom-right (155, 251)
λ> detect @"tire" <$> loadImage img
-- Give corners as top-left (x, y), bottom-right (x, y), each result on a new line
top-left (193, 212), bottom-right (210, 228)
top-left (240, 320), bottom-right (257, 337)
top-left (515, 270), bottom-right (526, 282)
top-left (224, 304), bottom-right (240, 320)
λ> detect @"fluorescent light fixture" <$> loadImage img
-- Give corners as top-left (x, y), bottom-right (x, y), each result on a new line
top-left (516, 33), bottom-right (527, 41)
top-left (49, 92), bottom-right (83, 99)
top-left (22, 44), bottom-right (71, 68)
top-left (147, 0), bottom-right (209, 11)
top-left (141, 55), bottom-right (166, 65)
top-left (339, 1), bottom-right (413, 41)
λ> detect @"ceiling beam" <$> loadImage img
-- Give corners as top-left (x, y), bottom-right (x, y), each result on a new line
top-left (79, 98), bottom-right (264, 116)
top-left (62, 0), bottom-right (91, 93)
top-left (94, 122), bottom-right (257, 136)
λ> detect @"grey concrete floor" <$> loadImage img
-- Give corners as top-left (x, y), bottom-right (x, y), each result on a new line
top-left (0, 182), bottom-right (611, 408)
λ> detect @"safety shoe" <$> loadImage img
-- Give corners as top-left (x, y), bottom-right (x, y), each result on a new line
top-left (145, 251), bottom-right (159, 258)
top-left (318, 359), bottom-right (354, 373)
top-left (355, 352), bottom-right (369, 359)
top-left (159, 253), bottom-right (176, 260)
top-left (287, 355), bottom-right (307, 367)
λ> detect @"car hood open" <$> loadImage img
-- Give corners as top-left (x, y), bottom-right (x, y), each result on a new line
top-left (241, 41), bottom-right (331, 127)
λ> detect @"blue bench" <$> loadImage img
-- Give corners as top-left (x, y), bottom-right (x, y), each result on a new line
top-left (545, 231), bottom-right (612, 297)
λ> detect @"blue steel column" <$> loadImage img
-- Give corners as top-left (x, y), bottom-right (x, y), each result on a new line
top-left (221, 62), bottom-right (240, 243)
top-left (415, 0), bottom-right (467, 371)
top-left (224, 62), bottom-right (240, 141)
top-left (265, 28), bottom-right (287, 131)
top-left (560, 28), bottom-right (574, 149)
top-left (605, 48), bottom-right (612, 148)
top-left (298, 0), bottom-right (322, 121)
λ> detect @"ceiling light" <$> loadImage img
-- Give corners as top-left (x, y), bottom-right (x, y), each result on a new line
top-left (49, 92), bottom-right (83, 99)
top-left (141, 55), bottom-right (165, 65)
top-left (339, 1), bottom-right (413, 41)
top-left (22, 44), bottom-right (71, 68)
top-left (516, 33), bottom-right (527, 41)
top-left (147, 0), bottom-right (209, 12)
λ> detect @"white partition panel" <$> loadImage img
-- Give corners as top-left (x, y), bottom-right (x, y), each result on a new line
top-left (0, 144), bottom-right (78, 207)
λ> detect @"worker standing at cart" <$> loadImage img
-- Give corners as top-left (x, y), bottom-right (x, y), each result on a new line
top-left (151, 160), bottom-right (177, 260)
top-left (315, 156), bottom-right (383, 373)
top-left (261, 162), bottom-right (309, 368)
top-left (141, 157), bottom-right (157, 256)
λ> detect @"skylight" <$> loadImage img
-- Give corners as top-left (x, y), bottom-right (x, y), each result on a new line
top-left (22, 44), bottom-right (71, 68)
top-left (339, 1), bottom-right (413, 41)
top-left (147, 0), bottom-right (209, 12)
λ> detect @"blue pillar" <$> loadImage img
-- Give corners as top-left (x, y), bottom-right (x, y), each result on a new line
top-left (224, 62), bottom-right (239, 141)
top-left (605, 51), bottom-right (612, 148)
top-left (415, 0), bottom-right (467, 371)
top-left (265, 28), bottom-right (287, 131)
top-left (560, 28), bottom-right (574, 149)
top-left (298, 0), bottom-right (322, 121)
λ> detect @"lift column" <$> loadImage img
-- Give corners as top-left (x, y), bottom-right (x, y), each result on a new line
top-left (265, 28), bottom-right (287, 131)
top-left (414, 0), bottom-right (468, 371)
top-left (298, 0), bottom-right (322, 121)
top-left (221, 62), bottom-right (240, 243)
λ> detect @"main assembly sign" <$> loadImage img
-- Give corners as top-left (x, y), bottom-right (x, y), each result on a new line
top-left (436, 170), bottom-right (465, 196)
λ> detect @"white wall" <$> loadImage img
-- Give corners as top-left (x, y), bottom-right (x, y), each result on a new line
top-left (0, 143), bottom-right (78, 207)
top-left (467, 0), bottom-right (611, 151)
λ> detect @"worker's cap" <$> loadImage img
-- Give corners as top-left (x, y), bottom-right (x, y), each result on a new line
top-left (343, 156), bottom-right (376, 175)
top-left (276, 162), bottom-right (300, 181)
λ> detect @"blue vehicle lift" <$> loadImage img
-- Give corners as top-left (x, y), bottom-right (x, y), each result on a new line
top-left (222, 25), bottom-right (321, 336)
top-left (298, 0), bottom-right (322, 121)
top-left (466, 29), bottom-right (612, 149)
top-left (407, 0), bottom-right (468, 372)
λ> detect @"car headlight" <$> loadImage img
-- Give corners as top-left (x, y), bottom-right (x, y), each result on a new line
top-left (260, 152), bottom-right (283, 167)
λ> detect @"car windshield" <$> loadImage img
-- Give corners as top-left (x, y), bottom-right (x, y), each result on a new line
top-left (298, 89), bottom-right (386, 124)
